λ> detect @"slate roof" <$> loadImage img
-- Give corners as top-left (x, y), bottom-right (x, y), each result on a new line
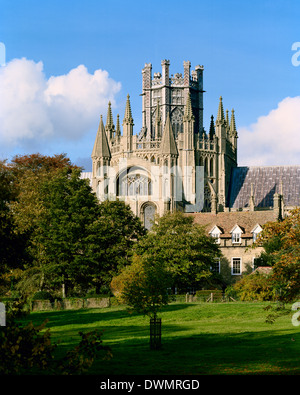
top-left (228, 166), bottom-right (300, 209)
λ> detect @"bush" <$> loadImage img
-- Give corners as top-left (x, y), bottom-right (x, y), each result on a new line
top-left (227, 272), bottom-right (275, 301)
top-left (32, 291), bottom-right (54, 302)
top-left (0, 300), bottom-right (112, 375)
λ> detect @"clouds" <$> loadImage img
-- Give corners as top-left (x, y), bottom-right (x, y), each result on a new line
top-left (238, 96), bottom-right (300, 166)
top-left (0, 58), bottom-right (121, 153)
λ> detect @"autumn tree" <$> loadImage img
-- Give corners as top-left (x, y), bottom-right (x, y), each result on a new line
top-left (255, 208), bottom-right (300, 302)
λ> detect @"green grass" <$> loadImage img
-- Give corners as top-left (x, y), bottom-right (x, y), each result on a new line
top-left (22, 302), bottom-right (300, 375)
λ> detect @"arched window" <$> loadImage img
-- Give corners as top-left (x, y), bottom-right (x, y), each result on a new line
top-left (142, 203), bottom-right (156, 230)
top-left (117, 166), bottom-right (152, 197)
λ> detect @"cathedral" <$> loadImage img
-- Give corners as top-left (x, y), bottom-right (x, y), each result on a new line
top-left (81, 59), bottom-right (300, 281)
top-left (88, 60), bottom-right (238, 229)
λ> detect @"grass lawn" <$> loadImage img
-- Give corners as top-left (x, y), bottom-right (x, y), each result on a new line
top-left (22, 301), bottom-right (300, 375)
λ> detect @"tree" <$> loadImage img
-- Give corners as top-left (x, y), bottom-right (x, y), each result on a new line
top-left (111, 211), bottom-right (220, 349)
top-left (111, 253), bottom-right (173, 318)
top-left (32, 167), bottom-right (102, 295)
top-left (255, 208), bottom-right (300, 302)
top-left (134, 211), bottom-right (221, 292)
top-left (0, 161), bottom-right (27, 294)
top-left (87, 200), bottom-right (145, 292)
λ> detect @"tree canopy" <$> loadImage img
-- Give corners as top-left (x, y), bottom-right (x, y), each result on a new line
top-left (111, 211), bottom-right (221, 317)
top-left (255, 208), bottom-right (300, 302)
top-left (0, 154), bottom-right (144, 298)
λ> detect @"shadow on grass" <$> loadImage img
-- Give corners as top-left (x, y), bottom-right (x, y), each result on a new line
top-left (24, 303), bottom-right (192, 329)
top-left (89, 328), bottom-right (300, 375)
top-left (21, 303), bottom-right (300, 375)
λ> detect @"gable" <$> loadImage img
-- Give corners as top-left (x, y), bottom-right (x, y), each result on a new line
top-left (230, 224), bottom-right (244, 234)
top-left (251, 224), bottom-right (263, 234)
top-left (209, 225), bottom-right (222, 235)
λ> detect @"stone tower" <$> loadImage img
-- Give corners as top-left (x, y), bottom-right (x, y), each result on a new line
top-left (91, 60), bottom-right (238, 228)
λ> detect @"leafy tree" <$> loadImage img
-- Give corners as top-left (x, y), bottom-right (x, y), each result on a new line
top-left (0, 161), bottom-right (27, 294)
top-left (4, 154), bottom-right (79, 296)
top-left (134, 211), bottom-right (221, 292)
top-left (255, 208), bottom-right (300, 302)
top-left (112, 211), bottom-right (221, 314)
top-left (111, 253), bottom-right (173, 318)
top-left (91, 200), bottom-right (145, 290)
top-left (32, 167), bottom-right (102, 295)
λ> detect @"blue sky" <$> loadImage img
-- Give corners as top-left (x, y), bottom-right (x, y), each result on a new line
top-left (1, 0), bottom-right (300, 169)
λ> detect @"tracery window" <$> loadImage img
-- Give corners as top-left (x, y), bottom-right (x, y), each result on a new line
top-left (117, 169), bottom-right (152, 197)
top-left (170, 107), bottom-right (183, 138)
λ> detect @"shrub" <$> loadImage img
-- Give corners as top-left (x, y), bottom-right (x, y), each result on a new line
top-left (0, 300), bottom-right (112, 375)
top-left (227, 272), bottom-right (275, 301)
top-left (32, 290), bottom-right (54, 302)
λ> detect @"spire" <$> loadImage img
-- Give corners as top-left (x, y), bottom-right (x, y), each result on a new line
top-left (225, 109), bottom-right (229, 130)
top-left (216, 96), bottom-right (225, 125)
top-left (105, 101), bottom-right (114, 130)
top-left (209, 115), bottom-right (215, 140)
top-left (183, 91), bottom-right (195, 121)
top-left (92, 115), bottom-right (111, 159)
top-left (116, 114), bottom-right (121, 138)
top-left (160, 113), bottom-right (178, 156)
top-left (230, 108), bottom-right (237, 135)
top-left (123, 94), bottom-right (134, 124)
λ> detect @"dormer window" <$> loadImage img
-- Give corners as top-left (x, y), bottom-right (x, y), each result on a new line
top-left (230, 225), bottom-right (243, 244)
top-left (209, 225), bottom-right (222, 244)
top-left (251, 224), bottom-right (263, 242)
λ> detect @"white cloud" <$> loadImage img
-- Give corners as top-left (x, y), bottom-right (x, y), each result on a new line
top-left (238, 96), bottom-right (300, 166)
top-left (0, 58), bottom-right (121, 152)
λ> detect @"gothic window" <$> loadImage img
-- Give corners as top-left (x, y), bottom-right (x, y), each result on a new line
top-left (202, 184), bottom-right (211, 212)
top-left (152, 89), bottom-right (161, 106)
top-left (204, 157), bottom-right (208, 175)
top-left (170, 107), bottom-right (183, 138)
top-left (171, 89), bottom-right (183, 105)
top-left (163, 159), bottom-right (168, 172)
top-left (117, 168), bottom-right (152, 197)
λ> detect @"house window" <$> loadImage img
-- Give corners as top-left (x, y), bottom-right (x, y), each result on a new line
top-left (232, 258), bottom-right (241, 275)
top-left (251, 224), bottom-right (263, 243)
top-left (211, 233), bottom-right (220, 244)
top-left (209, 226), bottom-right (222, 244)
top-left (232, 232), bottom-right (241, 244)
top-left (211, 258), bottom-right (220, 273)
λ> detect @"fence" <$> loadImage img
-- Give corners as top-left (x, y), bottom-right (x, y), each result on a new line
top-left (173, 290), bottom-right (236, 303)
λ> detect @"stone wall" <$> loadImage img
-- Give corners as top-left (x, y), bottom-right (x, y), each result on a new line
top-left (31, 297), bottom-right (110, 312)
